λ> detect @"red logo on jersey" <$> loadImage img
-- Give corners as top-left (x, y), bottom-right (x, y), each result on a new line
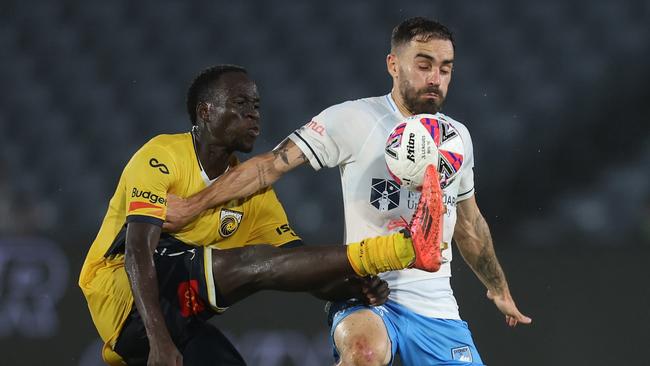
top-left (177, 280), bottom-right (205, 317)
top-left (305, 120), bottom-right (325, 136)
top-left (128, 201), bottom-right (164, 217)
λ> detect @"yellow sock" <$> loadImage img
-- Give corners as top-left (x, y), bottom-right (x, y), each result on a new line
top-left (346, 232), bottom-right (415, 276)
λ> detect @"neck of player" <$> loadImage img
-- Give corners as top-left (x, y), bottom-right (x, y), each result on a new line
top-left (391, 88), bottom-right (415, 117)
top-left (194, 136), bottom-right (232, 180)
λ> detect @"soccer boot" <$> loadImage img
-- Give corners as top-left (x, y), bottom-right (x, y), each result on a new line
top-left (406, 164), bottom-right (444, 272)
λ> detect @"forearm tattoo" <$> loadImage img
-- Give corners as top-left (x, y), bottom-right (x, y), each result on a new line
top-left (272, 145), bottom-right (291, 165)
top-left (256, 162), bottom-right (267, 188)
top-left (272, 139), bottom-right (307, 167)
top-left (473, 215), bottom-right (507, 293)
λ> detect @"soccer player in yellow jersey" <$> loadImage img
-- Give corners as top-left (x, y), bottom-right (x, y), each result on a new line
top-left (79, 65), bottom-right (445, 366)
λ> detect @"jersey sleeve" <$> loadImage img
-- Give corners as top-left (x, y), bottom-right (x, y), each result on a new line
top-left (245, 188), bottom-right (301, 246)
top-left (123, 142), bottom-right (177, 226)
top-left (287, 102), bottom-right (369, 170)
top-left (457, 126), bottom-right (475, 201)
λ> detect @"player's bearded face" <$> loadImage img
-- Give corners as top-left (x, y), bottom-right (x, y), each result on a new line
top-left (398, 68), bottom-right (446, 115)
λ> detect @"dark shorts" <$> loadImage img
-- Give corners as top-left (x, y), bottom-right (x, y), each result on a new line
top-left (113, 234), bottom-right (245, 365)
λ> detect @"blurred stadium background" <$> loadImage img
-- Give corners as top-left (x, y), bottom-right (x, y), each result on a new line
top-left (1, 0), bottom-right (649, 365)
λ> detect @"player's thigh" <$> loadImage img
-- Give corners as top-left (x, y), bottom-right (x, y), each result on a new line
top-left (208, 244), bottom-right (278, 305)
top-left (397, 315), bottom-right (484, 366)
top-left (334, 309), bottom-right (392, 366)
top-left (182, 322), bottom-right (246, 366)
top-left (152, 236), bottom-right (254, 315)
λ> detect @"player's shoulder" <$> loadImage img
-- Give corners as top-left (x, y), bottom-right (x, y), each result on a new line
top-left (136, 133), bottom-right (192, 158)
top-left (128, 133), bottom-right (191, 171)
top-left (143, 133), bottom-right (191, 149)
top-left (324, 95), bottom-right (392, 117)
top-left (316, 95), bottom-right (394, 128)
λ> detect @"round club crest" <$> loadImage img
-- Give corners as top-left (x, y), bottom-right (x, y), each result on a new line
top-left (219, 209), bottom-right (243, 238)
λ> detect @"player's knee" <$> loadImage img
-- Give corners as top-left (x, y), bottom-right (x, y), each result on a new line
top-left (337, 334), bottom-right (390, 366)
top-left (334, 311), bottom-right (391, 366)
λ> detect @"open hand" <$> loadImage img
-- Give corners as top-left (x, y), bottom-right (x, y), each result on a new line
top-left (487, 290), bottom-right (532, 327)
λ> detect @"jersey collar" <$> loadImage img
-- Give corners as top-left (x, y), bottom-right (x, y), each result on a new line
top-left (385, 92), bottom-right (408, 118)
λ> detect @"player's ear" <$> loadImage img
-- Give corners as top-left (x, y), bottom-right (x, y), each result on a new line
top-left (197, 102), bottom-right (211, 124)
top-left (386, 53), bottom-right (399, 79)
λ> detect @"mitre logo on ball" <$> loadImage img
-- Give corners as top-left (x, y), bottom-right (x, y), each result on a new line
top-left (384, 114), bottom-right (464, 191)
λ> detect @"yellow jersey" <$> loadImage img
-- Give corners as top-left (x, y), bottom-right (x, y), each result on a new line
top-left (79, 132), bottom-right (299, 365)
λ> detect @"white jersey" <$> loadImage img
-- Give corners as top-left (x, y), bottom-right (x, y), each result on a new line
top-left (288, 93), bottom-right (475, 319)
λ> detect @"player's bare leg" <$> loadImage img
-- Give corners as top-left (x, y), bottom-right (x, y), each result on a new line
top-left (211, 244), bottom-right (357, 305)
top-left (334, 310), bottom-right (392, 366)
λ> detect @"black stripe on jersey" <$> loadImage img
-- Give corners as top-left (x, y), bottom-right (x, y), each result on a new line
top-left (458, 187), bottom-right (474, 197)
top-left (293, 131), bottom-right (324, 169)
top-left (279, 240), bottom-right (304, 248)
top-left (126, 214), bottom-right (164, 227)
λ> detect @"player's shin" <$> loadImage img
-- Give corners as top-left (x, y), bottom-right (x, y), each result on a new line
top-left (346, 232), bottom-right (415, 276)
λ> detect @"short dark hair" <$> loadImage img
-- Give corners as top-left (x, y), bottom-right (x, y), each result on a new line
top-left (186, 64), bottom-right (247, 125)
top-left (391, 17), bottom-right (454, 51)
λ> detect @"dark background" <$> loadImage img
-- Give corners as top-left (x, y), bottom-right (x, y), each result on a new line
top-left (1, 0), bottom-right (649, 365)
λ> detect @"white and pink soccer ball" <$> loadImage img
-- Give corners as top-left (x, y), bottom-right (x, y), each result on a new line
top-left (385, 114), bottom-right (464, 191)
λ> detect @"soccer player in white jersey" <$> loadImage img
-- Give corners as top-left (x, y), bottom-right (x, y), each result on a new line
top-left (166, 17), bottom-right (531, 365)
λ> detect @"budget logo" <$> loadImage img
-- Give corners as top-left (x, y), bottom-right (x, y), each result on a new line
top-left (219, 209), bottom-right (243, 238)
top-left (129, 188), bottom-right (166, 216)
top-left (370, 178), bottom-right (400, 212)
top-left (131, 188), bottom-right (167, 205)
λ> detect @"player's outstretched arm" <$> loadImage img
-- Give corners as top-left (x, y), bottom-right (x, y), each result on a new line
top-left (164, 138), bottom-right (307, 231)
top-left (125, 223), bottom-right (183, 366)
top-left (453, 196), bottom-right (532, 327)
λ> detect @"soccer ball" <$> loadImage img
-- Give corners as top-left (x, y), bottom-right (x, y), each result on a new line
top-left (384, 114), bottom-right (464, 191)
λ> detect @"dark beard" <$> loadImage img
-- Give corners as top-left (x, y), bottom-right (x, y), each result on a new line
top-left (400, 79), bottom-right (444, 115)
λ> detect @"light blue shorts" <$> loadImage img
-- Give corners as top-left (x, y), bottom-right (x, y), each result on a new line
top-left (329, 300), bottom-right (485, 365)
